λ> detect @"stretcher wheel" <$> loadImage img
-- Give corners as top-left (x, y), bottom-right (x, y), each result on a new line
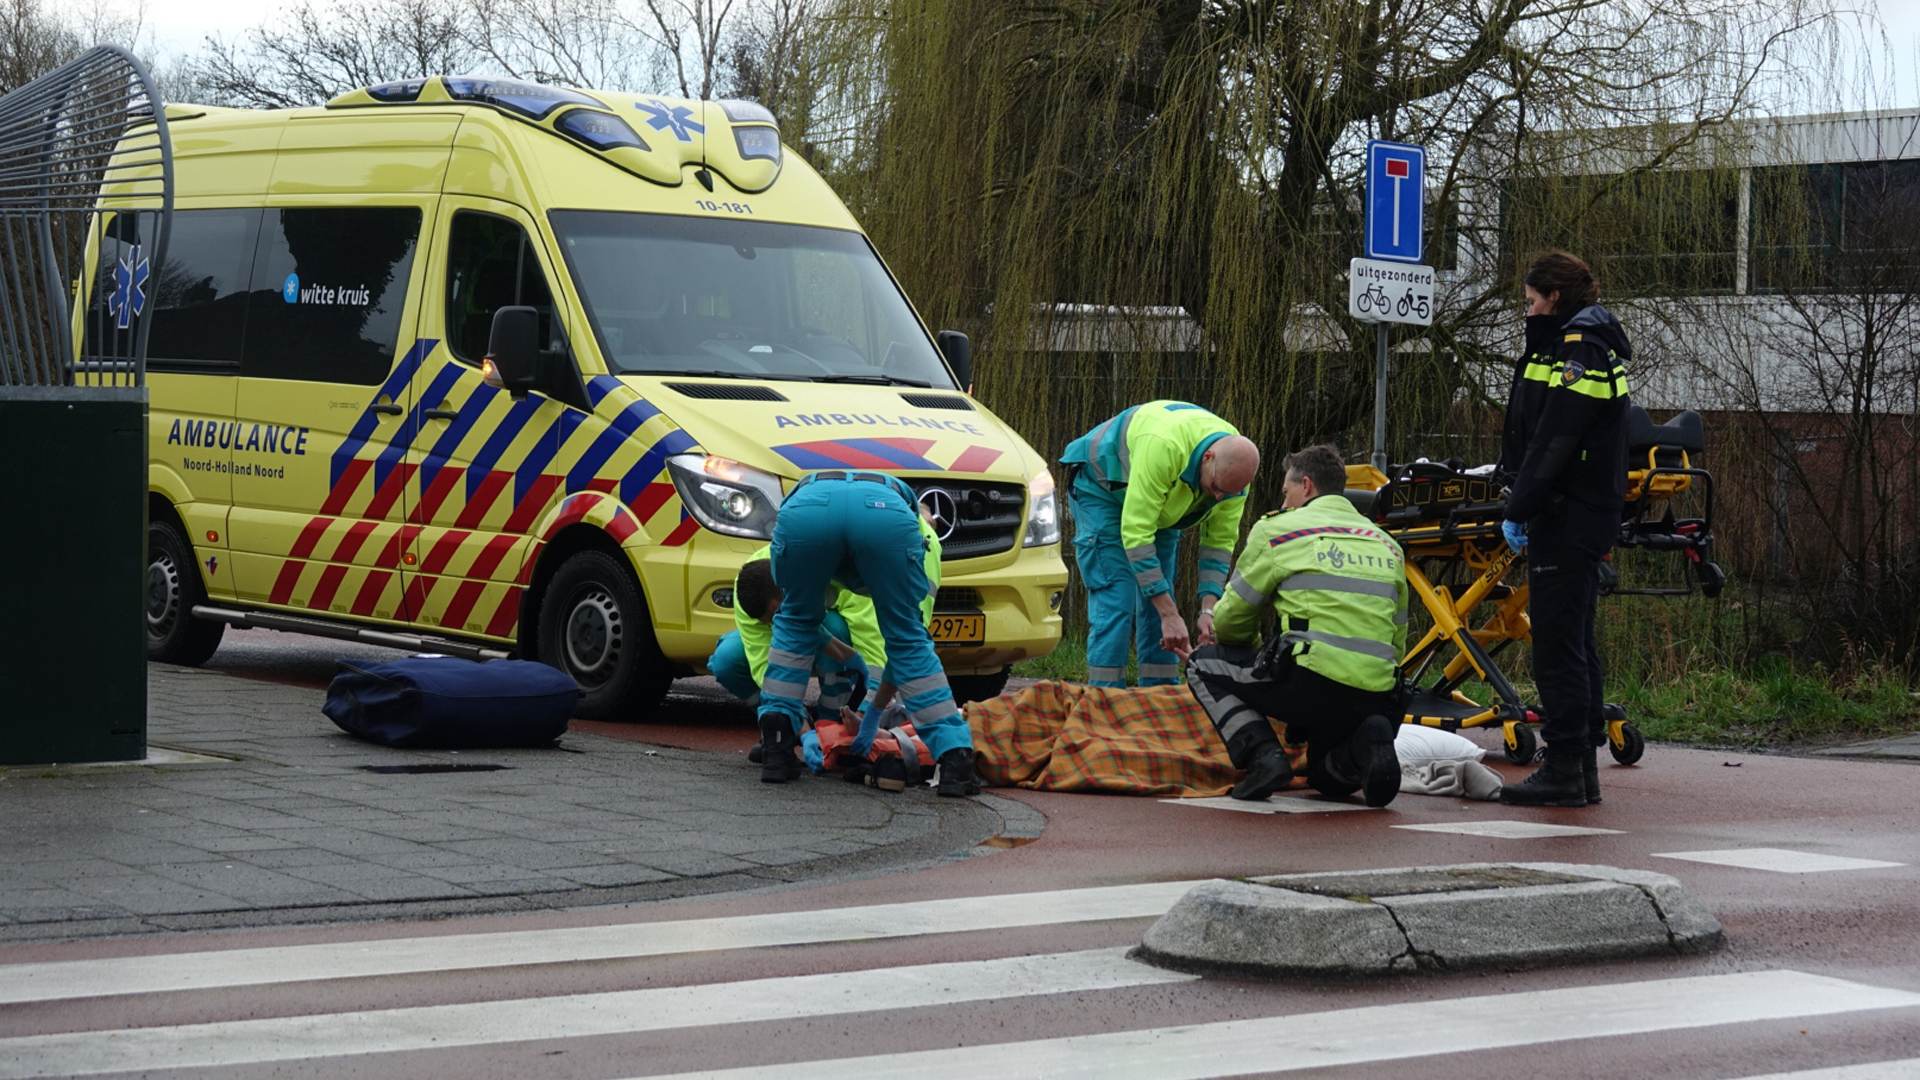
top-left (1610, 723), bottom-right (1646, 765)
top-left (1502, 722), bottom-right (1537, 765)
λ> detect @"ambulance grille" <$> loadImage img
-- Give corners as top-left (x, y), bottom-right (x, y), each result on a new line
top-left (664, 382), bottom-right (789, 401)
top-left (935, 587), bottom-right (984, 610)
top-left (899, 393), bottom-right (974, 411)
top-left (908, 480), bottom-right (1024, 561)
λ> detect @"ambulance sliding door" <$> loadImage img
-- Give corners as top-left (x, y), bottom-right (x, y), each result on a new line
top-left (225, 200), bottom-right (436, 623)
top-left (398, 199), bottom-right (571, 641)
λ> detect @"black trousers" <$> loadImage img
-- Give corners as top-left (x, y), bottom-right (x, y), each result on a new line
top-left (1187, 643), bottom-right (1396, 794)
top-left (1525, 500), bottom-right (1614, 753)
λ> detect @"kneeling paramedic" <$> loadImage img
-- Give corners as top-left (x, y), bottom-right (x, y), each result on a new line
top-left (758, 470), bottom-right (979, 796)
top-left (709, 553), bottom-right (887, 742)
top-left (1187, 444), bottom-right (1407, 807)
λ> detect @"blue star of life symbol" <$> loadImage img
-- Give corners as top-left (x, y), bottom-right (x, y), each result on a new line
top-left (636, 99), bottom-right (704, 143)
top-left (108, 245), bottom-right (150, 330)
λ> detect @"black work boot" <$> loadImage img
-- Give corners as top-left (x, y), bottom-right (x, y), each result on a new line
top-left (1500, 750), bottom-right (1587, 807)
top-left (757, 714), bottom-right (799, 783)
top-left (1352, 714), bottom-right (1402, 808)
top-left (936, 747), bottom-right (981, 797)
top-left (1583, 745), bottom-right (1602, 805)
top-left (1230, 743), bottom-right (1293, 801)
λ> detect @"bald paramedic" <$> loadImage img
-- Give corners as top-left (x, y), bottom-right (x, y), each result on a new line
top-left (1186, 444), bottom-right (1406, 807)
top-left (1059, 401), bottom-right (1257, 687)
top-left (757, 470), bottom-right (978, 796)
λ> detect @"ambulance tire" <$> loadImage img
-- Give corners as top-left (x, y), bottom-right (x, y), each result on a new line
top-left (946, 666), bottom-right (1011, 704)
top-left (146, 518), bottom-right (225, 667)
top-left (537, 550), bottom-right (673, 721)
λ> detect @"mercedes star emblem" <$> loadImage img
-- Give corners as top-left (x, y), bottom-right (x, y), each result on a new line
top-left (918, 487), bottom-right (959, 542)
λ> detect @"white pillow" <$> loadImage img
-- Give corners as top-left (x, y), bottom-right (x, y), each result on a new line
top-left (1393, 724), bottom-right (1487, 765)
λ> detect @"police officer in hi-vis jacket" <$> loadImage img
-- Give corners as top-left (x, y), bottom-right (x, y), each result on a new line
top-left (1059, 401), bottom-right (1259, 687)
top-left (1498, 250), bottom-right (1632, 808)
top-left (1186, 444), bottom-right (1407, 807)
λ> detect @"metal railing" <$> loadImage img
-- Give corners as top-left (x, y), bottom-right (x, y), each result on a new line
top-left (0, 45), bottom-right (171, 388)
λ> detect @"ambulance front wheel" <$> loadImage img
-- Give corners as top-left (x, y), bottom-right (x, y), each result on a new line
top-left (146, 518), bottom-right (225, 666)
top-left (537, 550), bottom-right (673, 721)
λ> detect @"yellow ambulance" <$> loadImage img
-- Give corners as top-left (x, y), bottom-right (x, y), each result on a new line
top-left (111, 75), bottom-right (1065, 718)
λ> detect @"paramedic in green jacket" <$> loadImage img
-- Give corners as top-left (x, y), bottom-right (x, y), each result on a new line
top-left (710, 528), bottom-right (942, 715)
top-left (1186, 444), bottom-right (1406, 806)
top-left (1059, 401), bottom-right (1259, 687)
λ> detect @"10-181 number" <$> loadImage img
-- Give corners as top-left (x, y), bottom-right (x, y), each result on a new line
top-left (695, 200), bottom-right (753, 214)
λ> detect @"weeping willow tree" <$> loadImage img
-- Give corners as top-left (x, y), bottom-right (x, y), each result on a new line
top-left (793, 0), bottom-right (1822, 510)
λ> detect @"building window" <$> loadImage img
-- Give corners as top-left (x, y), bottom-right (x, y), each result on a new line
top-left (1750, 160), bottom-right (1920, 292)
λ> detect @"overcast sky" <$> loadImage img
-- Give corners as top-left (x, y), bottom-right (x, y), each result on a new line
top-left (112, 0), bottom-right (1920, 112)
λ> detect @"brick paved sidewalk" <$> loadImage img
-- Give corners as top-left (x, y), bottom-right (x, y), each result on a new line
top-left (0, 664), bottom-right (1026, 943)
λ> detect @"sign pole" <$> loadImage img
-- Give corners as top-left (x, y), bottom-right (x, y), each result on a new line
top-left (1371, 323), bottom-right (1389, 473)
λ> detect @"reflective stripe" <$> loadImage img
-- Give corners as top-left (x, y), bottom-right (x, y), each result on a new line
top-left (1114, 409), bottom-right (1137, 478)
top-left (1278, 629), bottom-right (1399, 662)
top-left (763, 676), bottom-right (808, 699)
top-left (1228, 572), bottom-right (1267, 606)
top-left (1199, 545), bottom-right (1232, 567)
top-left (769, 648), bottom-right (813, 671)
top-left (910, 698), bottom-right (959, 725)
top-left (1138, 662), bottom-right (1181, 679)
top-left (1134, 565), bottom-right (1166, 589)
top-left (869, 665), bottom-right (887, 689)
top-left (896, 672), bottom-right (951, 700)
top-left (1197, 567), bottom-right (1228, 587)
top-left (1190, 678), bottom-right (1262, 742)
top-left (1394, 610), bottom-right (1409, 625)
top-left (1190, 654), bottom-right (1261, 683)
top-left (1277, 573), bottom-right (1400, 600)
top-left (1085, 417), bottom-right (1116, 485)
top-left (1124, 543), bottom-right (1158, 562)
top-left (1522, 358), bottom-right (1556, 383)
top-left (1088, 665), bottom-right (1126, 682)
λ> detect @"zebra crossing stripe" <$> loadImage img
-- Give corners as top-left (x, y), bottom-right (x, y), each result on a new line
top-left (0, 880), bottom-right (1203, 1005)
top-left (0, 948), bottom-right (1190, 1079)
top-left (642, 970), bottom-right (1920, 1080)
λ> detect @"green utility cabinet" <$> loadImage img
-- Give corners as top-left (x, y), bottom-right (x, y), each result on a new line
top-left (0, 386), bottom-right (148, 764)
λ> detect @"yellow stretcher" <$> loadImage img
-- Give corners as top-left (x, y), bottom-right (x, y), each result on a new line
top-left (1345, 406), bottom-right (1719, 766)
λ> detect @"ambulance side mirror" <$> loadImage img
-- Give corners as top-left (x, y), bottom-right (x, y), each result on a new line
top-left (483, 306), bottom-right (540, 396)
top-left (936, 330), bottom-right (971, 393)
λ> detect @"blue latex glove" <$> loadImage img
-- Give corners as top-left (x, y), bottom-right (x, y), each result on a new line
top-left (801, 729), bottom-right (824, 773)
top-left (1501, 519), bottom-right (1529, 553)
top-left (851, 701), bottom-right (884, 757)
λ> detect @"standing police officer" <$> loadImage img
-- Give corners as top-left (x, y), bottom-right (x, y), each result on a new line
top-left (1059, 401), bottom-right (1260, 686)
top-left (758, 470), bottom-right (978, 796)
top-left (1499, 250), bottom-right (1632, 807)
top-left (1187, 445), bottom-right (1407, 807)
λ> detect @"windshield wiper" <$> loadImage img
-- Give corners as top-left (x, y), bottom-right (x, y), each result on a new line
top-left (628, 368), bottom-right (812, 382)
top-left (812, 373), bottom-right (934, 388)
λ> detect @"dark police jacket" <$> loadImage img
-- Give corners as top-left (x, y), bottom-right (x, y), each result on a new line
top-left (1499, 304), bottom-right (1632, 526)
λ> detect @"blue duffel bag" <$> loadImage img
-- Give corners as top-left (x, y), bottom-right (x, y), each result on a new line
top-left (323, 657), bottom-right (578, 748)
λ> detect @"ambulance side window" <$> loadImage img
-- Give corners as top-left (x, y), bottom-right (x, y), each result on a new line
top-left (242, 207), bottom-right (420, 385)
top-left (446, 212), bottom-right (557, 365)
top-left (89, 208), bottom-right (259, 373)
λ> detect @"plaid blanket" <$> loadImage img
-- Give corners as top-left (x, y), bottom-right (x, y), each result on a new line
top-left (966, 681), bottom-right (1307, 797)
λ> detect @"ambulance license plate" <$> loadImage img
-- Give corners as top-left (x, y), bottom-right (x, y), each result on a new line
top-left (930, 611), bottom-right (986, 645)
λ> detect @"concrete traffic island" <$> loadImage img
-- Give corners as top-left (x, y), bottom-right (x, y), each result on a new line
top-left (1133, 862), bottom-right (1723, 979)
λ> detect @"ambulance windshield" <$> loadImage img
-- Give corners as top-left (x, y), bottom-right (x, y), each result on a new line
top-left (550, 211), bottom-right (955, 388)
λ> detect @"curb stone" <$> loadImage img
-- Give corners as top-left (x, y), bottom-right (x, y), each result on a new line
top-left (1133, 861), bottom-right (1723, 978)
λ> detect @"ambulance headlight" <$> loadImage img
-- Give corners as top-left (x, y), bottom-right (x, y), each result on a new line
top-left (1023, 468), bottom-right (1061, 547)
top-left (667, 453), bottom-right (784, 539)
